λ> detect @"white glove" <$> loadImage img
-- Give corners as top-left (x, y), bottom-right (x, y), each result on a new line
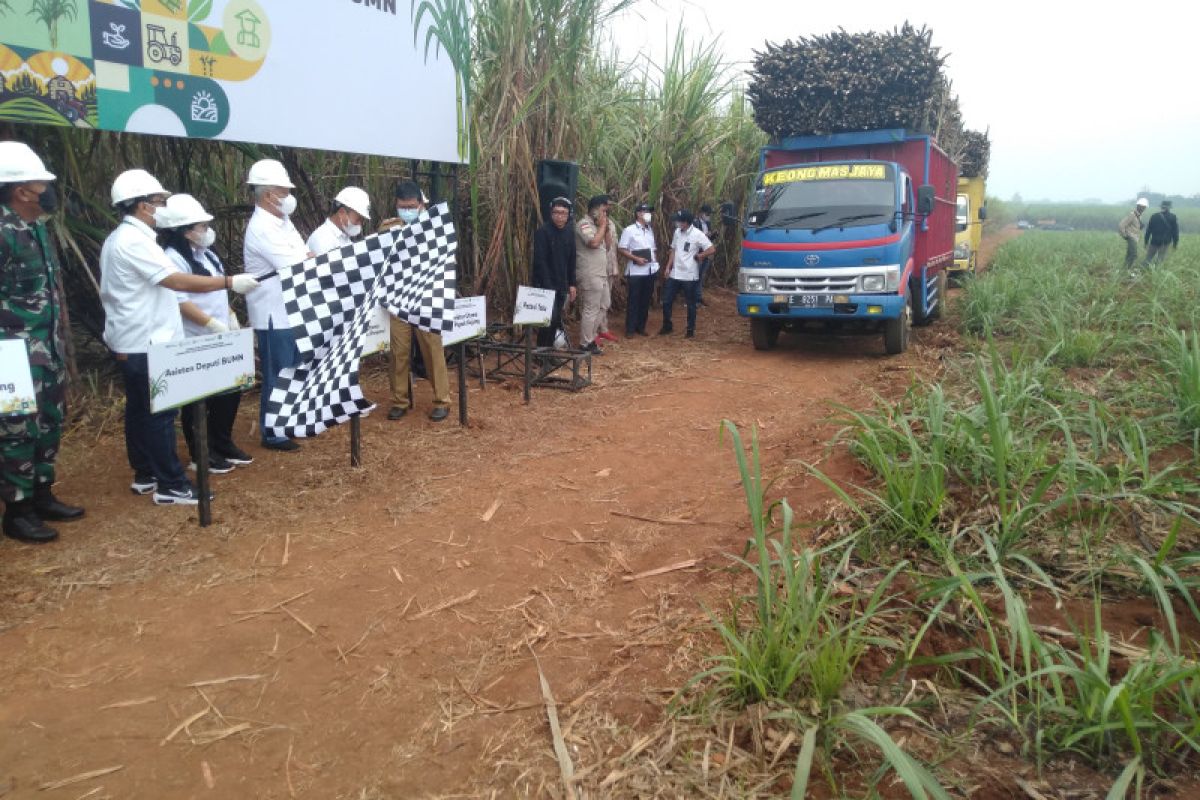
top-left (229, 274), bottom-right (259, 294)
top-left (204, 317), bottom-right (229, 334)
top-left (228, 313), bottom-right (241, 330)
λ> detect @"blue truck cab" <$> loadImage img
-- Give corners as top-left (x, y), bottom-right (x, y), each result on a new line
top-left (737, 129), bottom-right (957, 354)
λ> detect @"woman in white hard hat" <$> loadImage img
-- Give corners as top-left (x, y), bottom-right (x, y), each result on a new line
top-left (160, 194), bottom-right (254, 476)
top-left (307, 186), bottom-right (371, 255)
top-left (100, 169), bottom-right (259, 506)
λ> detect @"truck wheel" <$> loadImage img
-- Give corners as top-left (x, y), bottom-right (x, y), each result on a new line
top-left (883, 294), bottom-right (911, 355)
top-left (751, 319), bottom-right (781, 351)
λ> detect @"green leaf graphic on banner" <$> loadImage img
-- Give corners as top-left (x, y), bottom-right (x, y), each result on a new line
top-left (188, 0), bottom-right (213, 23)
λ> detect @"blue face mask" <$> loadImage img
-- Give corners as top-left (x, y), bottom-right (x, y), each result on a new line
top-left (397, 208), bottom-right (420, 224)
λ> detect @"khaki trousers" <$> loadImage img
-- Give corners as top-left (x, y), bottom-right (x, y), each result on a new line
top-left (579, 272), bottom-right (611, 345)
top-left (389, 317), bottom-right (450, 409)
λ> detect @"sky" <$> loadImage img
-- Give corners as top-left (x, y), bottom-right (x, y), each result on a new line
top-left (608, 0), bottom-right (1199, 204)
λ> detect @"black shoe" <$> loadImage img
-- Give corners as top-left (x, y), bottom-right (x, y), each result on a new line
top-left (4, 502), bottom-right (58, 543)
top-left (188, 458), bottom-right (236, 475)
top-left (430, 407), bottom-right (450, 422)
top-left (584, 341), bottom-right (604, 355)
top-left (33, 485), bottom-right (85, 522)
top-left (657, 324), bottom-right (673, 335)
top-left (219, 446), bottom-right (254, 466)
top-left (636, 329), bottom-right (649, 337)
top-left (262, 439), bottom-right (301, 452)
top-left (685, 330), bottom-right (695, 339)
top-left (387, 406), bottom-right (408, 420)
top-left (130, 475), bottom-right (157, 495)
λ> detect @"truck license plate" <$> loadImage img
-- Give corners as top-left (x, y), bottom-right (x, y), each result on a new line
top-left (789, 294), bottom-right (833, 308)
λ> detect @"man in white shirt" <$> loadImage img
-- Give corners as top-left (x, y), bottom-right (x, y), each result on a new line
top-left (100, 169), bottom-right (258, 505)
top-left (659, 210), bottom-right (714, 339)
top-left (306, 186), bottom-right (371, 256)
top-left (242, 159), bottom-right (311, 452)
top-left (616, 202), bottom-right (658, 337)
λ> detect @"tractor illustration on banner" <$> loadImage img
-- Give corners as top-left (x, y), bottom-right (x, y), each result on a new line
top-left (0, 0), bottom-right (271, 139)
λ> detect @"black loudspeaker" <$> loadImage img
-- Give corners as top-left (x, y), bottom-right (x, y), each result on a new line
top-left (536, 159), bottom-right (579, 222)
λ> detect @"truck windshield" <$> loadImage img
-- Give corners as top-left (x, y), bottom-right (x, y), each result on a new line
top-left (956, 195), bottom-right (969, 232)
top-left (751, 164), bottom-right (895, 230)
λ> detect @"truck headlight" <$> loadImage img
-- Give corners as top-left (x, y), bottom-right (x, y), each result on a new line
top-left (861, 275), bottom-right (885, 292)
top-left (954, 242), bottom-right (970, 260)
top-left (742, 275), bottom-right (769, 293)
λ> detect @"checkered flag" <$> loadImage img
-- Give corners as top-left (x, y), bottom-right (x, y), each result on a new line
top-left (379, 202), bottom-right (458, 332)
top-left (262, 204), bottom-right (457, 439)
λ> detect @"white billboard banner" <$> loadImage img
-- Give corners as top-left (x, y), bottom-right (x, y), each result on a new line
top-left (0, 0), bottom-right (467, 163)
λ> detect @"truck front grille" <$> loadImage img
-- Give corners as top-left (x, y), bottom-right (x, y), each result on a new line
top-left (768, 275), bottom-right (857, 294)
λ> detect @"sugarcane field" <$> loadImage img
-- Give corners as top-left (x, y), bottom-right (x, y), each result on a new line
top-left (1, 1), bottom-right (1199, 798)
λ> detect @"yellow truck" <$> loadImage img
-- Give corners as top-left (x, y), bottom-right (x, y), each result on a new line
top-left (952, 176), bottom-right (987, 277)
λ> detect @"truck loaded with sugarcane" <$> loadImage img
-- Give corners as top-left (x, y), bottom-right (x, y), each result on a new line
top-left (737, 24), bottom-right (989, 355)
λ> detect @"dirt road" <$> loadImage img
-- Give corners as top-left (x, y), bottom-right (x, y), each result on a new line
top-left (0, 290), bottom-right (949, 798)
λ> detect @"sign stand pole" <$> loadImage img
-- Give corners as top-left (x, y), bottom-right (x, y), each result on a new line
top-left (350, 416), bottom-right (362, 467)
top-left (194, 399), bottom-right (212, 527)
top-left (523, 327), bottom-right (532, 405)
top-left (457, 342), bottom-right (468, 426)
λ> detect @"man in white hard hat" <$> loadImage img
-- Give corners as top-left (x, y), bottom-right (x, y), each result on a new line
top-left (307, 186), bottom-right (371, 255)
top-left (0, 141), bottom-right (83, 543)
top-left (101, 168), bottom-right (259, 506)
top-left (1118, 197), bottom-right (1149, 269)
top-left (243, 159), bottom-right (310, 452)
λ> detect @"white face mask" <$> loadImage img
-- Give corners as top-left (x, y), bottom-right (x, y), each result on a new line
top-left (640, 212), bottom-right (652, 225)
top-left (276, 193), bottom-right (297, 216)
top-left (342, 220), bottom-right (362, 237)
top-left (189, 227), bottom-right (216, 249)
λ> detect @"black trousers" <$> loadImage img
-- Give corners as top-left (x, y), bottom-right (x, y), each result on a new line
top-left (536, 290), bottom-right (566, 347)
top-left (625, 274), bottom-right (654, 334)
top-left (181, 391), bottom-right (242, 463)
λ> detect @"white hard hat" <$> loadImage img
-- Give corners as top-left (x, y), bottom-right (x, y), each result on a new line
top-left (334, 186), bottom-right (371, 219)
top-left (111, 169), bottom-right (169, 206)
top-left (246, 159), bottom-right (294, 188)
top-left (160, 193), bottom-right (213, 229)
top-left (0, 141), bottom-right (55, 183)
top-left (1136, 197), bottom-right (1149, 207)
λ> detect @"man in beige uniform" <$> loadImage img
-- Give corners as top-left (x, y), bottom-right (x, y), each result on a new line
top-left (575, 194), bottom-right (618, 354)
top-left (381, 180), bottom-right (450, 421)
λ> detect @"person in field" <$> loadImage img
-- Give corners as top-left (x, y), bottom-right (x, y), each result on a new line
top-left (1118, 197), bottom-right (1148, 269)
top-left (575, 194), bottom-right (618, 355)
top-left (242, 159), bottom-right (310, 452)
top-left (160, 194), bottom-right (253, 475)
top-left (1143, 200), bottom-right (1180, 267)
top-left (380, 180), bottom-right (451, 422)
top-left (101, 169), bottom-right (258, 505)
top-left (658, 209), bottom-right (715, 339)
top-left (617, 202), bottom-right (658, 336)
top-left (307, 187), bottom-right (371, 256)
top-left (0, 142), bottom-right (84, 542)
top-left (531, 196), bottom-right (577, 348)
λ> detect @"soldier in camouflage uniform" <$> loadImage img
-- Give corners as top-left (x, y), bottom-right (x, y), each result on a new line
top-left (0, 141), bottom-right (85, 543)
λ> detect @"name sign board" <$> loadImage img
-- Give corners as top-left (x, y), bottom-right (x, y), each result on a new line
top-left (148, 329), bottom-right (255, 413)
top-left (513, 286), bottom-right (556, 327)
top-left (443, 296), bottom-right (487, 346)
top-left (362, 305), bottom-right (391, 354)
top-left (0, 340), bottom-right (37, 416)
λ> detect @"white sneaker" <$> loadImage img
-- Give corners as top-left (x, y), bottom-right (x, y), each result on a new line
top-left (130, 476), bottom-right (157, 495)
top-left (152, 486), bottom-right (213, 506)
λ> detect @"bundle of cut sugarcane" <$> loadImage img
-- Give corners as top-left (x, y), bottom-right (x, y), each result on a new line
top-left (748, 24), bottom-right (960, 142)
top-left (957, 129), bottom-right (991, 178)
